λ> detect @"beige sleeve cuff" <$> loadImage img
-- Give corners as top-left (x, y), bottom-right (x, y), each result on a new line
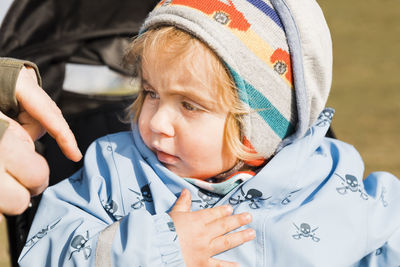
top-left (0, 57), bottom-right (42, 118)
top-left (0, 119), bottom-right (9, 141)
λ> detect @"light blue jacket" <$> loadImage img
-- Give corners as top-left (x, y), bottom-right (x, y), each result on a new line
top-left (18, 110), bottom-right (400, 266)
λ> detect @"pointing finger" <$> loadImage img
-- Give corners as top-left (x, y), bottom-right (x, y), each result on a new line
top-left (16, 67), bottom-right (82, 162)
top-left (17, 109), bottom-right (46, 141)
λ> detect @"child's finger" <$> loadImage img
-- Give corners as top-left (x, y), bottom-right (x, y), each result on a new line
top-left (210, 228), bottom-right (256, 256)
top-left (207, 212), bottom-right (252, 237)
top-left (209, 258), bottom-right (240, 267)
top-left (195, 204), bottom-right (233, 224)
top-left (170, 189), bottom-right (191, 212)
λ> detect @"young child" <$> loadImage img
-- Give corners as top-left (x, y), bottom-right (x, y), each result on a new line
top-left (19, 0), bottom-right (400, 266)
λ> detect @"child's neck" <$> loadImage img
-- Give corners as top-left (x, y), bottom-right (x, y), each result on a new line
top-left (206, 160), bottom-right (263, 183)
top-left (207, 161), bottom-right (245, 183)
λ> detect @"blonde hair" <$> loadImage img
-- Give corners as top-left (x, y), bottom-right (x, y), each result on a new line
top-left (124, 26), bottom-right (262, 161)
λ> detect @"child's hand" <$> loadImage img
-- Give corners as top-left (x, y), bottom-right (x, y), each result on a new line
top-left (169, 189), bottom-right (255, 267)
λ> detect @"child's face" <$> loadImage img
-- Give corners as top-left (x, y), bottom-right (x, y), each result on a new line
top-left (138, 47), bottom-right (237, 179)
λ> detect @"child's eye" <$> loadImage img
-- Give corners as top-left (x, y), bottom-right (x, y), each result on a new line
top-left (182, 101), bottom-right (198, 111)
top-left (149, 91), bottom-right (159, 99)
top-left (144, 89), bottom-right (159, 100)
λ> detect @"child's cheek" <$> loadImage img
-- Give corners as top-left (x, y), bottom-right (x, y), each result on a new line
top-left (138, 111), bottom-right (151, 146)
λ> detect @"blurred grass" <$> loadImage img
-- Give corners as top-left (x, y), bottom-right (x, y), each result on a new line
top-left (319, 0), bottom-right (400, 177)
top-left (0, 0), bottom-right (399, 266)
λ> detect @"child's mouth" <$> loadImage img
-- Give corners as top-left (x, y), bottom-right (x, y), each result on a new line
top-left (156, 150), bottom-right (179, 165)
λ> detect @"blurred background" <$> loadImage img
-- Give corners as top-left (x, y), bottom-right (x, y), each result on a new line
top-left (0, 0), bottom-right (399, 266)
top-left (320, 0), bottom-right (400, 177)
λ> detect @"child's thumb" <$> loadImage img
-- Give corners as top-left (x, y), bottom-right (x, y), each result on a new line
top-left (171, 189), bottom-right (191, 212)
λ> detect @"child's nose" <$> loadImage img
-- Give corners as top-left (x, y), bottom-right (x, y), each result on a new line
top-left (149, 105), bottom-right (175, 137)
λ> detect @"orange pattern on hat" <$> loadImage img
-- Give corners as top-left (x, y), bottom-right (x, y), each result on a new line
top-left (270, 48), bottom-right (293, 86)
top-left (159, 0), bottom-right (251, 31)
top-left (243, 136), bottom-right (266, 166)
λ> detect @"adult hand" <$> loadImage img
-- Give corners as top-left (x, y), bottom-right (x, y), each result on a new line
top-left (0, 66), bottom-right (82, 218)
top-left (0, 112), bottom-right (48, 216)
top-left (169, 189), bottom-right (256, 267)
top-left (15, 66), bottom-right (82, 162)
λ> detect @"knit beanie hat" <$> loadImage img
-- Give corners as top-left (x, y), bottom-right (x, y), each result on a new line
top-left (140, 0), bottom-right (332, 160)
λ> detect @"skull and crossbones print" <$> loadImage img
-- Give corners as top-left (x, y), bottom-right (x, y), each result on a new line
top-left (129, 184), bottom-right (153, 209)
top-left (335, 173), bottom-right (368, 200)
top-left (69, 230), bottom-right (92, 260)
top-left (25, 218), bottom-right (62, 247)
top-left (102, 198), bottom-right (123, 220)
top-left (292, 222), bottom-right (320, 242)
top-left (229, 185), bottom-right (271, 209)
top-left (316, 109), bottom-right (334, 127)
top-left (192, 189), bottom-right (220, 209)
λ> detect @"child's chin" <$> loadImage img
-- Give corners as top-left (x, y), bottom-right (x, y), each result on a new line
top-left (163, 163), bottom-right (218, 180)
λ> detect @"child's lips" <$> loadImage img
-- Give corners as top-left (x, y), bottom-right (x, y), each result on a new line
top-left (156, 150), bottom-right (179, 165)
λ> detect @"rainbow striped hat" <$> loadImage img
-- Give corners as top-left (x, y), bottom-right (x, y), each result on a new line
top-left (141, 0), bottom-right (332, 159)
